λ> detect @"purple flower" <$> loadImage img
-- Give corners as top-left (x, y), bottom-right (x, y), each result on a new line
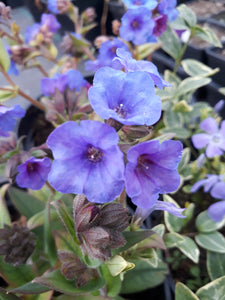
top-left (88, 67), bottom-right (161, 126)
top-left (157, 0), bottom-right (178, 22)
top-left (192, 117), bottom-right (225, 158)
top-left (25, 23), bottom-right (41, 44)
top-left (47, 120), bottom-right (125, 203)
top-left (207, 182), bottom-right (225, 222)
top-left (112, 48), bottom-right (170, 89)
top-left (214, 99), bottom-right (225, 114)
top-left (191, 174), bottom-right (224, 194)
top-left (41, 69), bottom-right (87, 96)
top-left (40, 13), bottom-right (61, 33)
top-left (125, 140), bottom-right (182, 209)
top-left (0, 105), bottom-right (25, 137)
top-left (47, 0), bottom-right (71, 14)
top-left (153, 14), bottom-right (168, 37)
top-left (122, 0), bottom-right (158, 10)
top-left (119, 7), bottom-right (156, 45)
top-left (85, 38), bottom-right (129, 72)
top-left (16, 157), bottom-right (51, 190)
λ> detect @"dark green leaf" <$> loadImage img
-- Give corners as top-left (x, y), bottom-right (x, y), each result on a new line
top-left (175, 282), bottom-right (199, 300)
top-left (8, 187), bottom-right (45, 219)
top-left (0, 288), bottom-right (21, 300)
top-left (33, 270), bottom-right (105, 295)
top-left (207, 251), bottom-right (225, 280)
top-left (9, 282), bottom-right (51, 295)
top-left (196, 275), bottom-right (225, 300)
top-left (100, 264), bottom-right (121, 298)
top-left (195, 231), bottom-right (225, 253)
top-left (120, 259), bottom-right (167, 294)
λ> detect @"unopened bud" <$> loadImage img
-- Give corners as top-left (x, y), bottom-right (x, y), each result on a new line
top-left (94, 35), bottom-right (110, 49)
top-left (82, 7), bottom-right (96, 24)
top-left (112, 20), bottom-right (121, 36)
top-left (122, 125), bottom-right (152, 140)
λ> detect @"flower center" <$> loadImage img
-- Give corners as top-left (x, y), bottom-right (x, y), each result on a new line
top-left (137, 155), bottom-right (150, 170)
top-left (26, 162), bottom-right (37, 173)
top-left (131, 19), bottom-right (140, 29)
top-left (212, 134), bottom-right (221, 143)
top-left (114, 103), bottom-right (126, 118)
top-left (87, 146), bottom-right (103, 162)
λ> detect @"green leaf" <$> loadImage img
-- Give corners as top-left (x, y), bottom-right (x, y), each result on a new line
top-left (113, 230), bottom-right (158, 255)
top-left (9, 282), bottom-right (51, 295)
top-left (159, 25), bottom-right (182, 60)
top-left (33, 270), bottom-right (105, 295)
top-left (175, 282), bottom-right (200, 300)
top-left (177, 4), bottom-right (197, 28)
top-left (100, 264), bottom-right (121, 298)
top-left (44, 199), bottom-right (57, 266)
top-left (164, 195), bottom-right (184, 233)
top-left (178, 148), bottom-right (191, 172)
top-left (160, 127), bottom-right (191, 139)
top-left (0, 39), bottom-right (10, 72)
top-left (0, 257), bottom-right (34, 287)
top-left (68, 33), bottom-right (90, 48)
top-left (195, 231), bottom-right (225, 253)
top-left (164, 108), bottom-right (183, 128)
top-left (193, 26), bottom-right (222, 48)
top-left (137, 42), bottom-right (161, 60)
top-left (196, 275), bottom-right (225, 300)
top-left (207, 251), bottom-right (225, 280)
top-left (120, 259), bottom-right (167, 294)
top-left (47, 43), bottom-right (58, 58)
top-left (165, 232), bottom-right (199, 263)
top-left (0, 184), bottom-right (11, 228)
top-left (181, 59), bottom-right (219, 78)
top-left (151, 224), bottom-right (165, 237)
top-left (219, 87), bottom-right (225, 95)
top-left (182, 203), bottom-right (195, 227)
top-left (175, 77), bottom-right (211, 97)
top-left (27, 207), bottom-right (58, 230)
top-left (0, 289), bottom-right (21, 300)
top-left (56, 295), bottom-right (108, 300)
top-left (0, 87), bottom-right (18, 103)
top-left (8, 187), bottom-right (45, 219)
top-left (196, 211), bottom-right (225, 233)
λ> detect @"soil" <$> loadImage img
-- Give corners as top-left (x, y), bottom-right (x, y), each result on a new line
top-left (186, 0), bottom-right (225, 18)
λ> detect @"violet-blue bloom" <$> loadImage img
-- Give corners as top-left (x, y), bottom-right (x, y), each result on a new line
top-left (119, 7), bottom-right (155, 45)
top-left (207, 182), bottom-right (225, 222)
top-left (192, 117), bottom-right (225, 158)
top-left (85, 38), bottom-right (129, 72)
top-left (88, 67), bottom-right (161, 126)
top-left (191, 174), bottom-right (224, 194)
top-left (122, 0), bottom-right (158, 10)
top-left (153, 14), bottom-right (168, 37)
top-left (16, 157), bottom-right (51, 190)
top-left (0, 105), bottom-right (25, 137)
top-left (125, 140), bottom-right (183, 209)
top-left (47, 120), bottom-right (125, 203)
top-left (47, 0), bottom-right (71, 14)
top-left (157, 0), bottom-right (178, 21)
top-left (47, 0), bottom-right (60, 14)
top-left (40, 13), bottom-right (61, 33)
top-left (112, 48), bottom-right (170, 89)
top-left (25, 23), bottom-right (41, 44)
top-left (41, 69), bottom-right (87, 96)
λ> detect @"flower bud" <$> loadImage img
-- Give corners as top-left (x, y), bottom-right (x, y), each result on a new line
top-left (82, 7), bottom-right (96, 24)
top-left (0, 223), bottom-right (36, 266)
top-left (112, 20), bottom-right (121, 36)
top-left (0, 2), bottom-right (11, 23)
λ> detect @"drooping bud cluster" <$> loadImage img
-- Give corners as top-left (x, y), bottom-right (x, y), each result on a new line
top-left (0, 2), bottom-right (11, 24)
top-left (0, 223), bottom-right (36, 266)
top-left (9, 45), bottom-right (32, 65)
top-left (47, 0), bottom-right (71, 14)
top-left (73, 194), bottom-right (130, 261)
top-left (58, 250), bottom-right (99, 287)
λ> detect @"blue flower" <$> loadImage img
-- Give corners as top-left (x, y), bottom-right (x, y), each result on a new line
top-left (207, 182), bottom-right (225, 222)
top-left (16, 157), bottom-right (51, 190)
top-left (122, 0), bottom-right (158, 10)
top-left (40, 13), bottom-right (61, 33)
top-left (47, 0), bottom-right (71, 14)
top-left (191, 174), bottom-right (224, 194)
top-left (0, 105), bottom-right (25, 137)
top-left (157, 0), bottom-right (178, 21)
top-left (85, 38), bottom-right (129, 72)
top-left (112, 48), bottom-right (170, 89)
top-left (25, 23), bottom-right (41, 44)
top-left (119, 7), bottom-right (155, 45)
top-left (47, 120), bottom-right (125, 203)
top-left (41, 69), bottom-right (87, 96)
top-left (192, 117), bottom-right (225, 158)
top-left (88, 67), bottom-right (161, 126)
top-left (125, 140), bottom-right (182, 209)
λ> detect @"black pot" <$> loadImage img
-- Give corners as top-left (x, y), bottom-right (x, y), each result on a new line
top-left (208, 10), bottom-right (225, 30)
top-left (205, 42), bottom-right (225, 86)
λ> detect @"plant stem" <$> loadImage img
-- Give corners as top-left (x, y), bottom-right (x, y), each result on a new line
top-left (0, 64), bottom-right (45, 111)
top-left (101, 0), bottom-right (109, 36)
